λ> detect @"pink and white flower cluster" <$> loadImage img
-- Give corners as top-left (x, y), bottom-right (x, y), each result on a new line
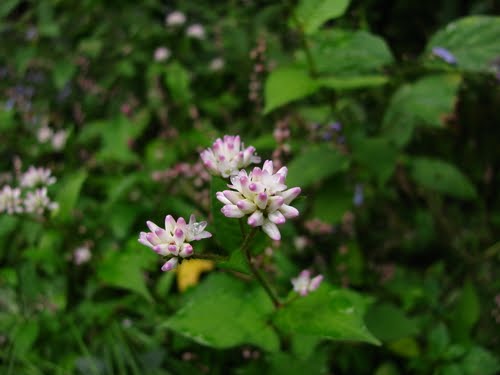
top-left (0, 166), bottom-right (58, 216)
top-left (200, 135), bottom-right (260, 178)
top-left (216, 160), bottom-right (301, 241)
top-left (139, 215), bottom-right (211, 272)
top-left (291, 270), bottom-right (323, 296)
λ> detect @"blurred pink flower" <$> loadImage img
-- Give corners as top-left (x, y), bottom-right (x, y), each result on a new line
top-left (291, 270), bottom-right (323, 296)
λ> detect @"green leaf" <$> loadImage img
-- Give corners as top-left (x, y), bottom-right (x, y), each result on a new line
top-left (428, 323), bottom-right (451, 360)
top-left (294, 0), bottom-right (350, 35)
top-left (312, 179), bottom-right (352, 223)
top-left (287, 144), bottom-right (349, 188)
top-left (351, 137), bottom-right (398, 185)
top-left (163, 273), bottom-right (280, 351)
top-left (97, 242), bottom-right (155, 303)
top-left (365, 303), bottom-right (419, 342)
top-left (382, 74), bottom-right (462, 147)
top-left (164, 62), bottom-right (192, 104)
top-left (0, 0), bottom-right (20, 18)
top-left (273, 284), bottom-right (380, 345)
top-left (309, 30), bottom-right (394, 76)
top-left (53, 60), bottom-right (76, 89)
top-left (410, 157), bottom-right (477, 199)
top-left (267, 350), bottom-right (328, 375)
top-left (426, 16), bottom-right (500, 73)
top-left (318, 75), bottom-right (389, 90)
top-left (264, 67), bottom-right (319, 114)
top-left (452, 280), bottom-right (480, 339)
top-left (461, 346), bottom-right (500, 375)
top-left (387, 337), bottom-right (421, 358)
top-left (13, 320), bottom-right (39, 357)
top-left (53, 169), bottom-right (87, 222)
top-left (218, 249), bottom-right (250, 274)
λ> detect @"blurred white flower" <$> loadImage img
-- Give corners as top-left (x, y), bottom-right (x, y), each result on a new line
top-left (209, 57), bottom-right (225, 71)
top-left (154, 47), bottom-right (171, 62)
top-left (186, 24), bottom-right (205, 39)
top-left (0, 185), bottom-right (23, 214)
top-left (74, 246), bottom-right (92, 265)
top-left (51, 130), bottom-right (68, 150)
top-left (23, 187), bottom-right (58, 215)
top-left (37, 126), bottom-right (53, 143)
top-left (291, 270), bottom-right (323, 296)
top-left (166, 11), bottom-right (186, 27)
top-left (20, 166), bottom-right (56, 188)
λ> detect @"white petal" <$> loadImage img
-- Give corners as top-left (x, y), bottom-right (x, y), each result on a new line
top-left (262, 220), bottom-right (281, 241)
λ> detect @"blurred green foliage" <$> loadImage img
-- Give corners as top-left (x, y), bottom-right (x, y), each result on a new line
top-left (1, 0), bottom-right (499, 374)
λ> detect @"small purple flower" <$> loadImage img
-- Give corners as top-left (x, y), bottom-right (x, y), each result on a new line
top-left (329, 122), bottom-right (342, 132)
top-left (432, 47), bottom-right (457, 65)
top-left (353, 184), bottom-right (364, 207)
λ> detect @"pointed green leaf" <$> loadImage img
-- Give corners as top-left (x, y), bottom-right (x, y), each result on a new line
top-left (287, 144), bottom-right (349, 188)
top-left (382, 74), bottom-right (462, 147)
top-left (294, 0), bottom-right (350, 35)
top-left (163, 273), bottom-right (279, 351)
top-left (264, 67), bottom-right (319, 114)
top-left (410, 157), bottom-right (477, 199)
top-left (426, 16), bottom-right (500, 73)
top-left (273, 284), bottom-right (380, 345)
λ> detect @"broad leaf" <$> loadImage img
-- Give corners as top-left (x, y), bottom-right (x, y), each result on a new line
top-left (382, 74), bottom-right (462, 147)
top-left (294, 0), bottom-right (350, 35)
top-left (163, 273), bottom-right (279, 351)
top-left (264, 67), bottom-right (319, 113)
top-left (287, 144), bottom-right (349, 188)
top-left (365, 303), bottom-right (419, 342)
top-left (410, 157), bottom-right (477, 199)
top-left (97, 240), bottom-right (155, 303)
top-left (318, 75), bottom-right (389, 90)
top-left (309, 30), bottom-right (394, 76)
top-left (273, 284), bottom-right (380, 345)
top-left (426, 16), bottom-right (500, 73)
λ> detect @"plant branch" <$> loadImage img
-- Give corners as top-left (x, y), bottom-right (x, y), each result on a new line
top-left (241, 228), bottom-right (282, 308)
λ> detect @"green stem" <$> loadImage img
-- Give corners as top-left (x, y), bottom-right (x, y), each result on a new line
top-left (288, 2), bottom-right (317, 77)
top-left (241, 228), bottom-right (282, 308)
top-left (193, 253), bottom-right (228, 262)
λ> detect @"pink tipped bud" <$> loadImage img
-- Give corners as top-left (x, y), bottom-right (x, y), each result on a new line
top-left (310, 275), bottom-right (324, 291)
top-left (168, 244), bottom-right (178, 254)
top-left (179, 243), bottom-right (194, 258)
top-left (249, 183), bottom-right (258, 191)
top-left (247, 210), bottom-right (264, 227)
top-left (161, 257), bottom-right (179, 272)
top-left (279, 204), bottom-right (299, 218)
top-left (174, 228), bottom-right (184, 239)
top-left (267, 196), bottom-right (284, 212)
top-left (269, 210), bottom-right (286, 225)
top-left (221, 205), bottom-right (245, 218)
top-left (281, 187), bottom-right (301, 204)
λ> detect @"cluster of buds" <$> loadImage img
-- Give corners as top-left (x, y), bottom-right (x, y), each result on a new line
top-left (216, 160), bottom-right (301, 241)
top-left (248, 35), bottom-right (268, 109)
top-left (140, 134), bottom-right (321, 297)
top-left (0, 166), bottom-right (58, 215)
top-left (291, 270), bottom-right (323, 296)
top-left (139, 215), bottom-right (211, 272)
top-left (200, 135), bottom-right (260, 178)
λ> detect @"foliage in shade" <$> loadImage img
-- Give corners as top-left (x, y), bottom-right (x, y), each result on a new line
top-left (294, 0), bottom-right (351, 35)
top-left (426, 16), bottom-right (500, 73)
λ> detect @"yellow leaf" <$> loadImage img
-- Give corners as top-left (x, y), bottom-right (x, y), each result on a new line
top-left (177, 259), bottom-right (215, 292)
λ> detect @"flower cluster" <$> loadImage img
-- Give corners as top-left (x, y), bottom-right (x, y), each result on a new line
top-left (0, 166), bottom-right (58, 216)
top-left (216, 160), bottom-right (301, 241)
top-left (200, 135), bottom-right (260, 178)
top-left (139, 215), bottom-right (211, 271)
top-left (291, 270), bottom-right (323, 296)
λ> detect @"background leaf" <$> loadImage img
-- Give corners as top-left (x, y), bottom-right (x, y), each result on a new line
top-left (294, 0), bottom-right (351, 35)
